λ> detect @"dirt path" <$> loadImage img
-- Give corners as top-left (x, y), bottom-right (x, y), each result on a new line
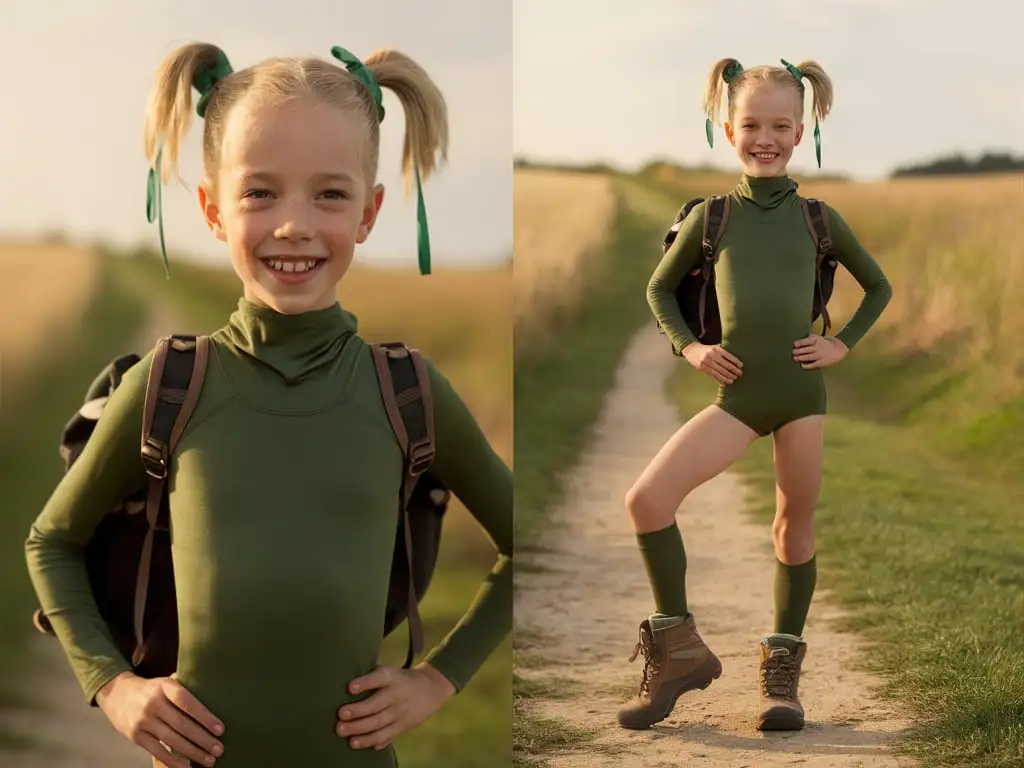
top-left (0, 279), bottom-right (185, 767)
top-left (515, 323), bottom-right (918, 767)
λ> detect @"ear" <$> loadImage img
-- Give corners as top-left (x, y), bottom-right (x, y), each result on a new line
top-left (724, 121), bottom-right (737, 147)
top-left (198, 183), bottom-right (227, 242)
top-left (356, 184), bottom-right (385, 244)
top-left (794, 123), bottom-right (805, 146)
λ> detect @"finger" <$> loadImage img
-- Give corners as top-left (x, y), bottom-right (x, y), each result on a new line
top-left (719, 349), bottom-right (743, 367)
top-left (351, 720), bottom-right (405, 750)
top-left (160, 703), bottom-right (224, 761)
top-left (339, 689), bottom-right (394, 722)
top-left (707, 367), bottom-right (732, 386)
top-left (793, 337), bottom-right (813, 347)
top-left (710, 362), bottom-right (736, 384)
top-left (801, 359), bottom-right (823, 369)
top-left (149, 718), bottom-right (218, 767)
top-left (163, 680), bottom-right (224, 738)
top-left (792, 348), bottom-right (820, 361)
top-left (136, 733), bottom-right (190, 768)
top-left (337, 706), bottom-right (398, 737)
top-left (350, 666), bottom-right (394, 695)
top-left (714, 356), bottom-right (743, 377)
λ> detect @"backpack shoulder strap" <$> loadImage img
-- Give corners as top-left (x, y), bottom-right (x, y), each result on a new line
top-left (701, 195), bottom-right (731, 262)
top-left (369, 341), bottom-right (436, 667)
top-left (132, 334), bottom-right (210, 666)
top-left (799, 197), bottom-right (833, 262)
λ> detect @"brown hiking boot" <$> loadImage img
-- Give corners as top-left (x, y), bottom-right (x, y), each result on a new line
top-left (617, 614), bottom-right (722, 730)
top-left (756, 634), bottom-right (807, 730)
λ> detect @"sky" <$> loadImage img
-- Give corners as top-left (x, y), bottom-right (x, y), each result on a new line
top-left (0, 0), bottom-right (512, 267)
top-left (515, 0), bottom-right (1024, 181)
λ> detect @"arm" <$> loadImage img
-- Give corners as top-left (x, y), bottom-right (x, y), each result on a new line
top-left (418, 362), bottom-right (512, 692)
top-left (646, 201), bottom-right (708, 354)
top-left (826, 204), bottom-right (894, 350)
top-left (24, 352), bottom-right (153, 704)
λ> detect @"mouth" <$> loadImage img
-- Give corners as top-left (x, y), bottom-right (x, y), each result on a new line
top-left (750, 151), bottom-right (781, 164)
top-left (258, 257), bottom-right (327, 283)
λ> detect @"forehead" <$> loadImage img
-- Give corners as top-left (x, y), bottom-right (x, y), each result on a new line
top-left (733, 84), bottom-right (801, 120)
top-left (219, 96), bottom-right (369, 178)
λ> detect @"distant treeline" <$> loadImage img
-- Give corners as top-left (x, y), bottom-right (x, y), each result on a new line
top-left (890, 152), bottom-right (1024, 178)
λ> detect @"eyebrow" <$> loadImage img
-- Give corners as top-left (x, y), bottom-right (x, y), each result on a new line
top-left (237, 171), bottom-right (357, 185)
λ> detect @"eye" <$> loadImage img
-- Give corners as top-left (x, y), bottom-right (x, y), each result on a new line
top-left (320, 188), bottom-right (350, 201)
top-left (242, 189), bottom-right (273, 200)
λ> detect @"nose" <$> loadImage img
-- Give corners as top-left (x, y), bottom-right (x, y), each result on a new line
top-left (273, 200), bottom-right (315, 241)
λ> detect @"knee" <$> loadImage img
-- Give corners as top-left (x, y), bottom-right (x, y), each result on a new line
top-left (772, 511), bottom-right (815, 561)
top-left (625, 483), bottom-right (671, 529)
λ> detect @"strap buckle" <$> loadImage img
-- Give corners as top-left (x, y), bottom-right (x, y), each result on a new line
top-left (408, 437), bottom-right (434, 477)
top-left (141, 438), bottom-right (168, 480)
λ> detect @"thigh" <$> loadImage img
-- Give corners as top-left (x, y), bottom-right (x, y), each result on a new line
top-left (633, 404), bottom-right (758, 514)
top-left (772, 414), bottom-right (825, 523)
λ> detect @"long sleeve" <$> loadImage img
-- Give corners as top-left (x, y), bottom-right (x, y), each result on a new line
top-left (825, 204), bottom-right (893, 350)
top-left (24, 353), bottom-right (152, 704)
top-left (418, 362), bottom-right (512, 692)
top-left (646, 201), bottom-right (708, 354)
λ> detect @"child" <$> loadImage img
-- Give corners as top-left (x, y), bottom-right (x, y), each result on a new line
top-left (25, 41), bottom-right (512, 767)
top-left (617, 58), bottom-right (891, 732)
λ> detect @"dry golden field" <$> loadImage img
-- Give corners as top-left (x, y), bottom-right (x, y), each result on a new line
top-left (0, 242), bottom-right (100, 395)
top-left (513, 169), bottom-right (616, 354)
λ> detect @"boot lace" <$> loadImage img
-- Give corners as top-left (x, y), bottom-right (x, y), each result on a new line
top-left (627, 625), bottom-right (661, 697)
top-left (760, 647), bottom-right (798, 698)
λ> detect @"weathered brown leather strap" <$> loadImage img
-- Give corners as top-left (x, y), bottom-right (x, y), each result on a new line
top-left (132, 336), bottom-right (209, 667)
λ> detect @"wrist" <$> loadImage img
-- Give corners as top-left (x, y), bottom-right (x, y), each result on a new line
top-left (416, 662), bottom-right (456, 700)
top-left (95, 671), bottom-right (135, 708)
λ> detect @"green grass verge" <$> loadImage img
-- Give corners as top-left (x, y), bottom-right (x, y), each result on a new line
top-left (0, 255), bottom-right (145, 744)
top-left (667, 287), bottom-right (1024, 767)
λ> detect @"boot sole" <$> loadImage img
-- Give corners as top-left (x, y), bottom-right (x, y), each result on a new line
top-left (617, 655), bottom-right (723, 730)
top-left (756, 706), bottom-right (805, 731)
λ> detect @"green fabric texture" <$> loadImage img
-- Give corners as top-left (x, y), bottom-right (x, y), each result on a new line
top-left (647, 174), bottom-right (892, 433)
top-left (637, 524), bottom-right (689, 617)
top-left (773, 555), bottom-right (817, 637)
top-left (25, 298), bottom-right (512, 766)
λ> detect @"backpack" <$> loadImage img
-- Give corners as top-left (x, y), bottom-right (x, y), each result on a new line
top-left (32, 334), bottom-right (448, 680)
top-left (658, 195), bottom-right (838, 352)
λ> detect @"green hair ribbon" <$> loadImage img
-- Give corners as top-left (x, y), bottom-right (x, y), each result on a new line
top-left (145, 50), bottom-right (235, 277)
top-left (705, 60), bottom-right (743, 149)
top-left (331, 45), bottom-right (432, 275)
top-left (780, 58), bottom-right (821, 168)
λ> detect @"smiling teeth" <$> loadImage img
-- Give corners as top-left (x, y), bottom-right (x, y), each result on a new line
top-left (267, 259), bottom-right (319, 273)
top-left (754, 153), bottom-right (778, 160)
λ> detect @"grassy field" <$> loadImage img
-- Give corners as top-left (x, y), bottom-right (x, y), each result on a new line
top-left (0, 245), bottom-right (512, 766)
top-left (513, 170), bottom-right (616, 358)
top-left (0, 242), bottom-right (101, 404)
top-left (513, 165), bottom-right (1024, 767)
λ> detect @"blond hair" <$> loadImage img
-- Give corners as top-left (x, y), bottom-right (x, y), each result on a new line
top-left (703, 57), bottom-right (833, 129)
top-left (142, 42), bottom-right (449, 196)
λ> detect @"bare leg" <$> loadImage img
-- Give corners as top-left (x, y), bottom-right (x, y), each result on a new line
top-left (626, 405), bottom-right (759, 534)
top-left (771, 415), bottom-right (824, 564)
top-left (758, 414), bottom-right (825, 731)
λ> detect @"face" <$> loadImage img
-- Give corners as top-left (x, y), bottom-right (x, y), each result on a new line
top-left (198, 97), bottom-right (384, 314)
top-left (724, 84), bottom-right (805, 178)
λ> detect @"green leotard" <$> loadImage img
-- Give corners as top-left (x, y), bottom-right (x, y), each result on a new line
top-left (25, 298), bottom-right (512, 767)
top-left (648, 174), bottom-right (892, 436)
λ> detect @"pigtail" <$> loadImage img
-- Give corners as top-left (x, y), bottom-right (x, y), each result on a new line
top-left (143, 42), bottom-right (229, 184)
top-left (703, 58), bottom-right (743, 147)
top-left (794, 60), bottom-right (833, 125)
top-left (364, 50), bottom-right (449, 196)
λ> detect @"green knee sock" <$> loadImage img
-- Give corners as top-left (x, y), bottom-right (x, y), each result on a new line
top-left (637, 524), bottom-right (688, 617)
top-left (774, 554), bottom-right (817, 636)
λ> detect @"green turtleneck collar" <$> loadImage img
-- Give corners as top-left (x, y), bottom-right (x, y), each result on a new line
top-left (733, 174), bottom-right (798, 210)
top-left (220, 297), bottom-right (359, 386)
